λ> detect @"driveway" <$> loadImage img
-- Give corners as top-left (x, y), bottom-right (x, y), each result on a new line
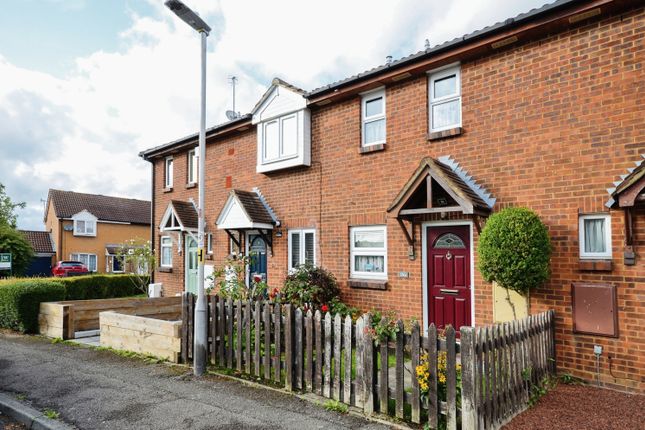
top-left (0, 332), bottom-right (389, 430)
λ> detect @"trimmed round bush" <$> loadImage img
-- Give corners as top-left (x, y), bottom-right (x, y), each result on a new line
top-left (477, 207), bottom-right (551, 295)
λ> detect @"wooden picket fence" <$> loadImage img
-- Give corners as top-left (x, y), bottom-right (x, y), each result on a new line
top-left (181, 293), bottom-right (556, 429)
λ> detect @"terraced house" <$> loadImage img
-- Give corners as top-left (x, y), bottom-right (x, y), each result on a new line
top-left (141, 0), bottom-right (645, 392)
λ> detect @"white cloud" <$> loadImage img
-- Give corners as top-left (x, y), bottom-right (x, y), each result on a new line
top-left (0, 0), bottom-right (545, 230)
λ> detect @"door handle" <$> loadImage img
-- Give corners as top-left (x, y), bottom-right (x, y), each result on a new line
top-left (440, 288), bottom-right (459, 295)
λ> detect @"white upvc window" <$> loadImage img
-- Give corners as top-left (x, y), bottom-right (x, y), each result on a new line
top-left (262, 113), bottom-right (299, 163)
top-left (187, 149), bottom-right (198, 184)
top-left (207, 233), bottom-right (213, 254)
top-left (160, 236), bottom-right (173, 267)
top-left (164, 157), bottom-right (174, 188)
top-left (288, 229), bottom-right (316, 270)
top-left (71, 253), bottom-right (97, 272)
top-left (74, 219), bottom-right (96, 236)
top-left (429, 65), bottom-right (461, 132)
top-left (350, 225), bottom-right (387, 280)
top-left (361, 88), bottom-right (386, 146)
top-left (579, 213), bottom-right (612, 259)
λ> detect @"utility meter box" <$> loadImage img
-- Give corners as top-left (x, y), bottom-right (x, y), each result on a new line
top-left (148, 283), bottom-right (163, 298)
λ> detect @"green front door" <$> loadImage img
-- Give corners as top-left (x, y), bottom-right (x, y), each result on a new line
top-left (185, 236), bottom-right (198, 294)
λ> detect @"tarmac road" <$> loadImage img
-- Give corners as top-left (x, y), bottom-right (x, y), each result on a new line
top-left (0, 332), bottom-right (389, 430)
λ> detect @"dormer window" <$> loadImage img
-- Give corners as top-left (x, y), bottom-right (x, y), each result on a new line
top-left (362, 88), bottom-right (386, 147)
top-left (252, 79), bottom-right (311, 173)
top-left (72, 210), bottom-right (98, 237)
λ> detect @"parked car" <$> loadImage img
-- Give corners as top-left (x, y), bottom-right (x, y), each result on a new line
top-left (52, 261), bottom-right (89, 277)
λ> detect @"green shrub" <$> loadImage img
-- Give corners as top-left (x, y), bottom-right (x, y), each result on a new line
top-left (0, 225), bottom-right (34, 276)
top-left (0, 274), bottom-right (141, 333)
top-left (0, 279), bottom-right (65, 332)
top-left (477, 207), bottom-right (551, 295)
top-left (282, 264), bottom-right (340, 311)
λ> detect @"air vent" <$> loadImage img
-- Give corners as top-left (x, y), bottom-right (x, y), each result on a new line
top-left (568, 8), bottom-right (601, 24)
top-left (491, 36), bottom-right (518, 49)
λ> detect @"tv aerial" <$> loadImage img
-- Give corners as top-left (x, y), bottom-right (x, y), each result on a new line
top-left (226, 76), bottom-right (240, 120)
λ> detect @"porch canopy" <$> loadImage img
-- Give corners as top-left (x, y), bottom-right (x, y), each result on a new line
top-left (606, 154), bottom-right (645, 265)
top-left (215, 188), bottom-right (278, 255)
top-left (160, 200), bottom-right (198, 232)
top-left (387, 156), bottom-right (495, 256)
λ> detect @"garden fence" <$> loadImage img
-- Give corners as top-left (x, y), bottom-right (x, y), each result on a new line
top-left (181, 293), bottom-right (556, 430)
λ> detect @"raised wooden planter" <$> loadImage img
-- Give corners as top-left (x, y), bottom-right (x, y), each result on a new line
top-left (39, 296), bottom-right (182, 339)
top-left (100, 311), bottom-right (182, 363)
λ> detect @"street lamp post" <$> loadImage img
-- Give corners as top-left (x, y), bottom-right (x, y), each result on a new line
top-left (164, 0), bottom-right (211, 377)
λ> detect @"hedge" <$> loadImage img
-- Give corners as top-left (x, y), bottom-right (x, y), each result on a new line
top-left (0, 274), bottom-right (143, 333)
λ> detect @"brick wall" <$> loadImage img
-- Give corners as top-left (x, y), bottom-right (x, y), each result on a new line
top-left (151, 7), bottom-right (644, 391)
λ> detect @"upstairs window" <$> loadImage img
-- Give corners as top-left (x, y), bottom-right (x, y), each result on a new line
top-left (350, 225), bottom-right (387, 280)
top-left (187, 149), bottom-right (198, 184)
top-left (74, 219), bottom-right (96, 236)
top-left (164, 157), bottom-right (173, 188)
top-left (579, 214), bottom-right (612, 259)
top-left (429, 65), bottom-right (461, 132)
top-left (362, 88), bottom-right (386, 146)
top-left (160, 236), bottom-right (172, 267)
top-left (288, 229), bottom-right (316, 270)
top-left (262, 114), bottom-right (298, 162)
top-left (207, 233), bottom-right (213, 254)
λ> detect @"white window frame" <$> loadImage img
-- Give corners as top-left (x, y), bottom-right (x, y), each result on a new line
top-left (70, 253), bottom-right (97, 272)
top-left (187, 149), bottom-right (198, 184)
top-left (160, 236), bottom-right (173, 267)
top-left (350, 225), bottom-right (387, 280)
top-left (207, 233), bottom-right (213, 254)
top-left (428, 64), bottom-right (461, 132)
top-left (579, 213), bottom-right (612, 260)
top-left (73, 219), bottom-right (96, 237)
top-left (261, 113), bottom-right (300, 164)
top-left (288, 229), bottom-right (316, 270)
top-left (361, 88), bottom-right (386, 147)
top-left (164, 156), bottom-right (173, 188)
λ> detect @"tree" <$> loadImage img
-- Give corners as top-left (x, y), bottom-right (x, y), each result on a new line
top-left (0, 183), bottom-right (26, 228)
top-left (115, 238), bottom-right (155, 294)
top-left (0, 225), bottom-right (34, 276)
top-left (477, 207), bottom-right (551, 298)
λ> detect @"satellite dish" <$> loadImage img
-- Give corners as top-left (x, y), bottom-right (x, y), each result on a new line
top-left (226, 110), bottom-right (238, 121)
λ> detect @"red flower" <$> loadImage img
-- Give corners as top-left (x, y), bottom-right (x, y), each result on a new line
top-left (321, 304), bottom-right (329, 313)
top-left (269, 287), bottom-right (279, 299)
top-left (253, 275), bottom-right (262, 283)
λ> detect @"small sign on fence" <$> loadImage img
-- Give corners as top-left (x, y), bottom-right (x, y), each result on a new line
top-left (0, 253), bottom-right (11, 270)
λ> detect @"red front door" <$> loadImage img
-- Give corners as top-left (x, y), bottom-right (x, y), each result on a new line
top-left (427, 225), bottom-right (472, 330)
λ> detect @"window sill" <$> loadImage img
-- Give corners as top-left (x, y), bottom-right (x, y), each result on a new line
top-left (158, 267), bottom-right (173, 273)
top-left (578, 259), bottom-right (612, 272)
top-left (349, 279), bottom-right (388, 290)
top-left (163, 187), bottom-right (173, 193)
top-left (428, 127), bottom-right (463, 141)
top-left (359, 143), bottom-right (385, 154)
top-left (185, 183), bottom-right (197, 189)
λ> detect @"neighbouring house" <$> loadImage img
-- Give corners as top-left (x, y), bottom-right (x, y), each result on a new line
top-left (140, 0), bottom-right (644, 392)
top-left (44, 189), bottom-right (151, 273)
top-left (18, 230), bottom-right (56, 276)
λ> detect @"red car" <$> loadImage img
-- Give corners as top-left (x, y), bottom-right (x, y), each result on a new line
top-left (52, 261), bottom-right (89, 277)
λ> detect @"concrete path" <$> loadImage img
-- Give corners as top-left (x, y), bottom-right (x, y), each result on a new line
top-left (0, 333), bottom-right (390, 430)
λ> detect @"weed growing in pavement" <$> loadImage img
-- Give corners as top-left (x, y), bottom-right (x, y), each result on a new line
top-left (43, 409), bottom-right (60, 420)
top-left (559, 373), bottom-right (584, 385)
top-left (528, 376), bottom-right (558, 407)
top-left (323, 399), bottom-right (348, 414)
top-left (16, 393), bottom-right (26, 401)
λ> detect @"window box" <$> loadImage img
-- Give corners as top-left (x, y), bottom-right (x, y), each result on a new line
top-left (350, 225), bottom-right (387, 280)
top-left (428, 65), bottom-right (461, 133)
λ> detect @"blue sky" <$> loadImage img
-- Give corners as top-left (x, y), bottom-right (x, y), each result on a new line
top-left (0, 0), bottom-right (547, 230)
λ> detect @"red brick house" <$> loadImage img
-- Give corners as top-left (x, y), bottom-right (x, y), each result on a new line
top-left (141, 0), bottom-right (644, 392)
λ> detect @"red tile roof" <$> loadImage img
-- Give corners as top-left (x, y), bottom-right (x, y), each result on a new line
top-left (47, 189), bottom-right (150, 225)
top-left (19, 230), bottom-right (55, 254)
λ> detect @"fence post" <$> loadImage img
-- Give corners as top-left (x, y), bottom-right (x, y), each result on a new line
top-left (549, 310), bottom-right (557, 374)
top-left (284, 304), bottom-right (294, 391)
top-left (460, 326), bottom-right (478, 430)
top-left (362, 313), bottom-right (375, 416)
top-left (446, 325), bottom-right (457, 430)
